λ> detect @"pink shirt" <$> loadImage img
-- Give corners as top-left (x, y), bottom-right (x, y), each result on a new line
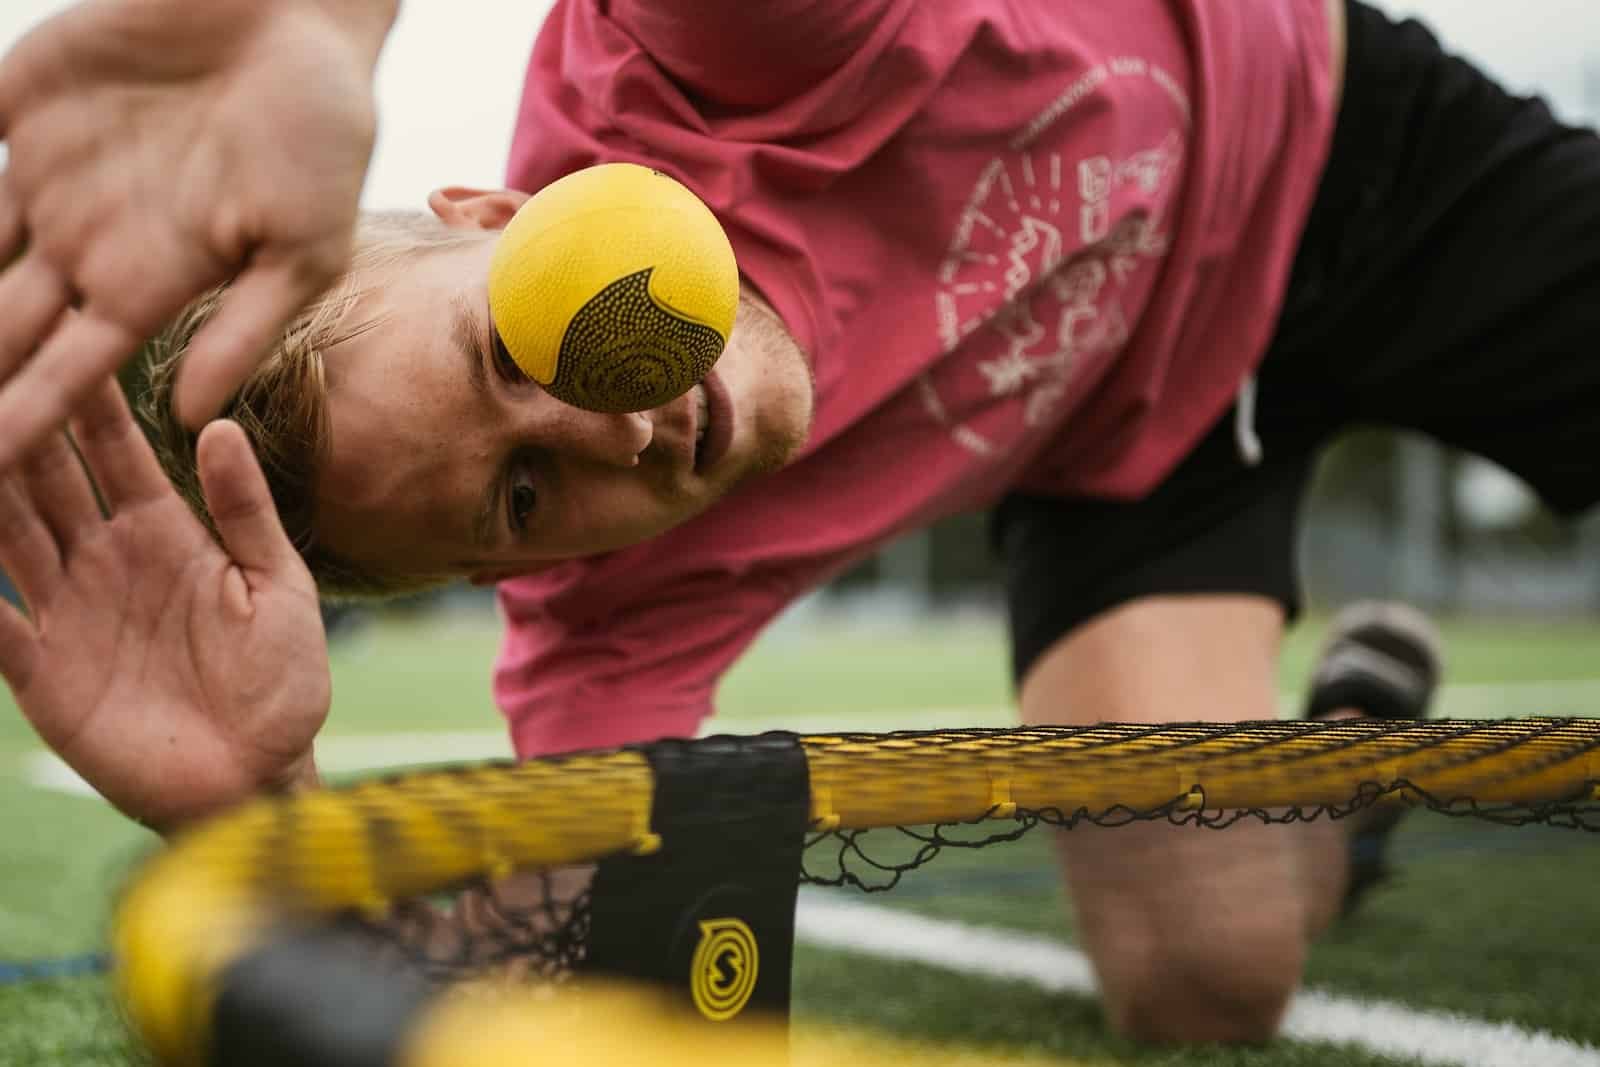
top-left (496, 0), bottom-right (1338, 755)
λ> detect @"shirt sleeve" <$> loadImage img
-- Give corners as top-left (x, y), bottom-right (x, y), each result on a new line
top-left (605, 0), bottom-right (901, 110)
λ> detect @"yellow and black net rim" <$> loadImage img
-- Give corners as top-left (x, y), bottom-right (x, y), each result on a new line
top-left (113, 718), bottom-right (1600, 1067)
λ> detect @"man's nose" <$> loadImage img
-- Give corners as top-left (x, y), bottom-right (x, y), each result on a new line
top-left (520, 400), bottom-right (654, 467)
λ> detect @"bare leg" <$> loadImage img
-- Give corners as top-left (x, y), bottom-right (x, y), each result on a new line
top-left (1019, 595), bottom-right (1346, 1042)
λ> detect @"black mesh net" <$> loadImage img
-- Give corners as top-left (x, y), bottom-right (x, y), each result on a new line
top-left (340, 771), bottom-right (1600, 979)
top-left (801, 777), bottom-right (1600, 894)
top-left (346, 866), bottom-right (596, 987)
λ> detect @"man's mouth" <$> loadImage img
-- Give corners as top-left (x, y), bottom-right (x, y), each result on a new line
top-left (693, 371), bottom-right (734, 473)
top-left (694, 385), bottom-right (709, 466)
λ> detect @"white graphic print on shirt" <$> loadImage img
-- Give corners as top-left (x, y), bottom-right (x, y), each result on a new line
top-left (921, 57), bottom-right (1192, 457)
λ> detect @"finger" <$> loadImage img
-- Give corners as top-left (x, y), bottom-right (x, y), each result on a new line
top-left (196, 419), bottom-right (300, 576)
top-left (0, 64), bottom-right (14, 142)
top-left (19, 428), bottom-right (102, 556)
top-left (0, 596), bottom-right (40, 692)
top-left (0, 185), bottom-right (24, 269)
top-left (0, 473), bottom-right (60, 614)
top-left (67, 376), bottom-right (173, 513)
top-left (0, 253), bottom-right (70, 381)
top-left (0, 307), bottom-right (140, 470)
top-left (176, 257), bottom-right (342, 429)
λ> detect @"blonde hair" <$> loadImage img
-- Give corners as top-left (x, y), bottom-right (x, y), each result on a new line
top-left (132, 211), bottom-right (486, 600)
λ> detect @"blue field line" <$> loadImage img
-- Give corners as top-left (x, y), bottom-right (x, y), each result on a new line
top-left (0, 952), bottom-right (109, 984)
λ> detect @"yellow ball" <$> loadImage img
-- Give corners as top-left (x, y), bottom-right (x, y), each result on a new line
top-left (487, 163), bottom-right (739, 413)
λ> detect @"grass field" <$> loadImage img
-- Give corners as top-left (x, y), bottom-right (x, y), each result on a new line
top-left (2, 605), bottom-right (1599, 1066)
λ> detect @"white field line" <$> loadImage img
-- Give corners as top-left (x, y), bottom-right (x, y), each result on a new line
top-left (709, 678), bottom-right (1600, 732)
top-left (20, 731), bottom-right (516, 799)
top-left (20, 678), bottom-right (1600, 799)
top-left (794, 893), bottom-right (1600, 1067)
top-left (1431, 679), bottom-right (1600, 718)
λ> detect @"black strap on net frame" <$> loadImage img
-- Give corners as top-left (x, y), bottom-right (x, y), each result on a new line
top-left (209, 733), bottom-right (812, 1067)
top-left (586, 733), bottom-right (811, 1024)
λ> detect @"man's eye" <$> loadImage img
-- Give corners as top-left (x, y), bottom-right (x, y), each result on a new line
top-left (509, 479), bottom-right (537, 532)
top-left (492, 330), bottom-right (530, 384)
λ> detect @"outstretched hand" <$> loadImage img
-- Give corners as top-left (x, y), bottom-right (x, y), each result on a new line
top-left (0, 0), bottom-right (396, 467)
top-left (0, 379), bottom-right (330, 832)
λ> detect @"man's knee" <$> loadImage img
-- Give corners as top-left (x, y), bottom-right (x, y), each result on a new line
top-left (1096, 920), bottom-right (1305, 1044)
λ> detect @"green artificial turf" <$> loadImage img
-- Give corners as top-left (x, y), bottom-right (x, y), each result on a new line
top-left (2, 608), bottom-right (1598, 1066)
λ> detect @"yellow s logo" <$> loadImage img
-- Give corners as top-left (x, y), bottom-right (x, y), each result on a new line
top-left (689, 918), bottom-right (759, 1022)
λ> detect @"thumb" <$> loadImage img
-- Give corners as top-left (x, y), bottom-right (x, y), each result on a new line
top-left (196, 419), bottom-right (301, 576)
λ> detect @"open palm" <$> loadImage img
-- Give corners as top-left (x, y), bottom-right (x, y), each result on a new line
top-left (0, 0), bottom-right (393, 467)
top-left (0, 381), bottom-right (329, 832)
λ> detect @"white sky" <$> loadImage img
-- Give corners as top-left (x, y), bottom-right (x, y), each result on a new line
top-left (1, 1), bottom-right (1596, 211)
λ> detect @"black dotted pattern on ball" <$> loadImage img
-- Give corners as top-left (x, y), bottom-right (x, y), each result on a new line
top-left (551, 268), bottom-right (725, 413)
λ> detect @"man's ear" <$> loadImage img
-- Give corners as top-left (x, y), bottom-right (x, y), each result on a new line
top-left (427, 187), bottom-right (531, 231)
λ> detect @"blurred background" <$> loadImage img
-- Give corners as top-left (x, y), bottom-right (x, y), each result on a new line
top-left (7, 0), bottom-right (1600, 631)
top-left (2, 0), bottom-right (1598, 622)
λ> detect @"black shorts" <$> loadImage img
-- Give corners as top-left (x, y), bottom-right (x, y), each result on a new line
top-left (995, 0), bottom-right (1600, 685)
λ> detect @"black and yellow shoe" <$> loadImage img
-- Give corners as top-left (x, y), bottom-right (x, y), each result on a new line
top-left (1304, 601), bottom-right (1443, 916)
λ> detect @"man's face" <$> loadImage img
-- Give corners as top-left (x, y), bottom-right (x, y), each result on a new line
top-left (312, 190), bottom-right (814, 585)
